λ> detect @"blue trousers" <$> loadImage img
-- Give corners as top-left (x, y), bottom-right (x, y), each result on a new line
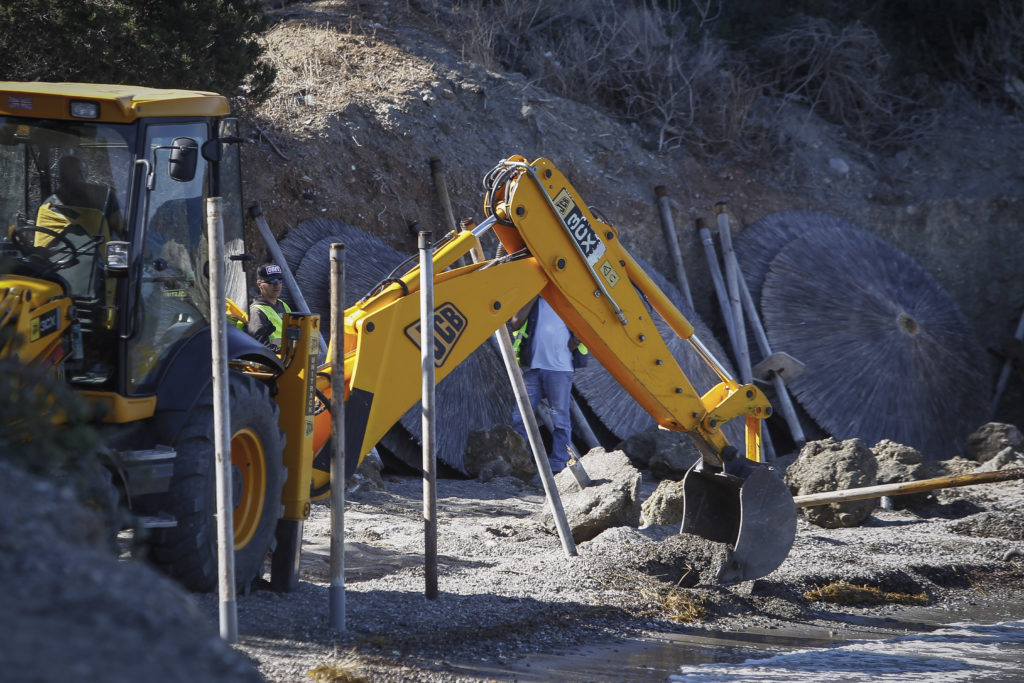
top-left (512, 368), bottom-right (574, 473)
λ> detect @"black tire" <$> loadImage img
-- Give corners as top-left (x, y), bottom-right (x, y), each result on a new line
top-left (146, 372), bottom-right (285, 592)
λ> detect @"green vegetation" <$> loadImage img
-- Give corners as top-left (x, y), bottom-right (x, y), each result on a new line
top-left (0, 0), bottom-right (275, 102)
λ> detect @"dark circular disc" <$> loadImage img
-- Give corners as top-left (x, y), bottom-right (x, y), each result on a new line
top-left (734, 210), bottom-right (863, 308)
top-left (761, 224), bottom-right (989, 459)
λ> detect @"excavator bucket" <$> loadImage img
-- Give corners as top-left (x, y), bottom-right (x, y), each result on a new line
top-left (680, 459), bottom-right (797, 584)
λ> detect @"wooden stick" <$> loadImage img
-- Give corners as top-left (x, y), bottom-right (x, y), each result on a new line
top-left (794, 468), bottom-right (1024, 508)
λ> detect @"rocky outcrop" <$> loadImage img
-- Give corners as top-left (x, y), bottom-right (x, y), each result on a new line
top-left (540, 448), bottom-right (642, 542)
top-left (616, 428), bottom-right (700, 480)
top-left (964, 423), bottom-right (1024, 464)
top-left (641, 479), bottom-right (687, 526)
top-left (872, 439), bottom-right (945, 509)
top-left (785, 437), bottom-right (878, 528)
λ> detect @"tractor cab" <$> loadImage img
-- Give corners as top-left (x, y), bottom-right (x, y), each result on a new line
top-left (0, 83), bottom-right (251, 402)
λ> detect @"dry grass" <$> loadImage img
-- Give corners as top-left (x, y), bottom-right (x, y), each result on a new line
top-left (438, 0), bottom-right (768, 157)
top-left (632, 573), bottom-right (708, 623)
top-left (805, 580), bottom-right (930, 607)
top-left (956, 0), bottom-right (1024, 109)
top-left (306, 648), bottom-right (368, 683)
top-left (755, 15), bottom-right (934, 149)
top-left (256, 20), bottom-right (436, 133)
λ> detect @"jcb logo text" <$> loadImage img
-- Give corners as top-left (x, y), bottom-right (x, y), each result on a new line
top-left (404, 302), bottom-right (468, 368)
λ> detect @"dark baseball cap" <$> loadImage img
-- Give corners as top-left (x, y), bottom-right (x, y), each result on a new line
top-left (257, 263), bottom-right (283, 281)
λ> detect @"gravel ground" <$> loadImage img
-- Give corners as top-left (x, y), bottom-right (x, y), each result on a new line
top-left (191, 449), bottom-right (1024, 682)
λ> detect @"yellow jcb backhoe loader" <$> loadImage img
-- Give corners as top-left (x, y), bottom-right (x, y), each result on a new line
top-left (0, 82), bottom-right (795, 593)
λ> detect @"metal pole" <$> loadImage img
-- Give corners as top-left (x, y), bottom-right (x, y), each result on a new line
top-left (429, 158), bottom-right (458, 234)
top-left (697, 218), bottom-right (737, 354)
top-left (419, 231), bottom-right (439, 599)
top-left (328, 243), bottom-right (346, 631)
top-left (250, 203), bottom-right (328, 359)
top-left (569, 396), bottom-right (600, 452)
top-left (206, 197), bottom-right (237, 643)
top-left (739, 274), bottom-right (806, 447)
top-left (990, 308), bottom-right (1024, 418)
top-left (466, 241), bottom-right (577, 557)
top-left (715, 202), bottom-right (751, 384)
top-left (654, 186), bottom-right (694, 311)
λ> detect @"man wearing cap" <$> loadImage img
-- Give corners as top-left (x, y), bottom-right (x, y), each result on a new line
top-left (248, 262), bottom-right (292, 351)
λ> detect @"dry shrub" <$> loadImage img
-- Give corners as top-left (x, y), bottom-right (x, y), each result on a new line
top-left (755, 16), bottom-right (933, 149)
top-left (956, 0), bottom-right (1024, 109)
top-left (661, 588), bottom-right (708, 623)
top-left (442, 0), bottom-right (770, 157)
top-left (306, 648), bottom-right (367, 683)
top-left (805, 580), bottom-right (929, 606)
top-left (255, 20), bottom-right (436, 132)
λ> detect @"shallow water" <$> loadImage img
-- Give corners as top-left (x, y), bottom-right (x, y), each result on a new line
top-left (484, 601), bottom-right (1024, 682)
top-left (668, 620), bottom-right (1024, 682)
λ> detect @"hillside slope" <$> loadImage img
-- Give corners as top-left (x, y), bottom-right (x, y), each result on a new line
top-left (242, 0), bottom-right (1024, 431)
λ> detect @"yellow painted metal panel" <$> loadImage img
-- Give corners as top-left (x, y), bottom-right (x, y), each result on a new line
top-left (0, 82), bottom-right (229, 122)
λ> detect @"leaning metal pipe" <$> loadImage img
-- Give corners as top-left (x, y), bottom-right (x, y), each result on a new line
top-left (698, 218), bottom-right (737, 360)
top-left (990, 308), bottom-right (1024, 418)
top-left (793, 468), bottom-right (1024, 508)
top-left (466, 236), bottom-right (577, 557)
top-left (206, 196), bottom-right (237, 644)
top-left (715, 202), bottom-right (751, 384)
top-left (738, 272), bottom-right (806, 447)
top-left (251, 203), bottom-right (329, 359)
top-left (654, 185), bottom-right (694, 311)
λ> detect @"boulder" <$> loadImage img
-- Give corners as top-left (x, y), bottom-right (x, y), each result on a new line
top-left (964, 422), bottom-right (1024, 463)
top-left (785, 437), bottom-right (878, 528)
top-left (872, 439), bottom-right (944, 509)
top-left (616, 427), bottom-right (700, 479)
top-left (540, 448), bottom-right (642, 542)
top-left (641, 479), bottom-right (686, 526)
top-left (346, 447), bottom-right (385, 493)
top-left (463, 424), bottom-right (535, 482)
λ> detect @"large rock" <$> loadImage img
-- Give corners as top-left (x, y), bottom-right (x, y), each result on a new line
top-left (0, 461), bottom-right (261, 682)
top-left (964, 423), bottom-right (1024, 463)
top-left (346, 447), bottom-right (385, 493)
top-left (616, 427), bottom-right (700, 479)
top-left (463, 424), bottom-right (534, 482)
top-left (785, 437), bottom-right (878, 528)
top-left (539, 448), bottom-right (642, 542)
top-left (872, 439), bottom-right (945, 509)
top-left (641, 479), bottom-right (686, 526)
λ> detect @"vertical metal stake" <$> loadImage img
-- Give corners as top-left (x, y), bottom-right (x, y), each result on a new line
top-left (419, 231), bottom-right (439, 599)
top-left (207, 196), bottom-right (237, 643)
top-left (328, 243), bottom-right (347, 631)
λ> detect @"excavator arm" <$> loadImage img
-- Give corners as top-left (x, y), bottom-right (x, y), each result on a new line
top-left (325, 155), bottom-right (797, 583)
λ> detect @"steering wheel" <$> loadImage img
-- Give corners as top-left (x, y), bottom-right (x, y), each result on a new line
top-left (12, 226), bottom-right (88, 269)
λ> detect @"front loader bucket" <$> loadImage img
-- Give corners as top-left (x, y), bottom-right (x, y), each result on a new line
top-left (681, 460), bottom-right (797, 584)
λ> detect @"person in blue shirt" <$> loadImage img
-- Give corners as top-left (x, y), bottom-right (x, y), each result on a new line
top-left (510, 296), bottom-right (587, 473)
